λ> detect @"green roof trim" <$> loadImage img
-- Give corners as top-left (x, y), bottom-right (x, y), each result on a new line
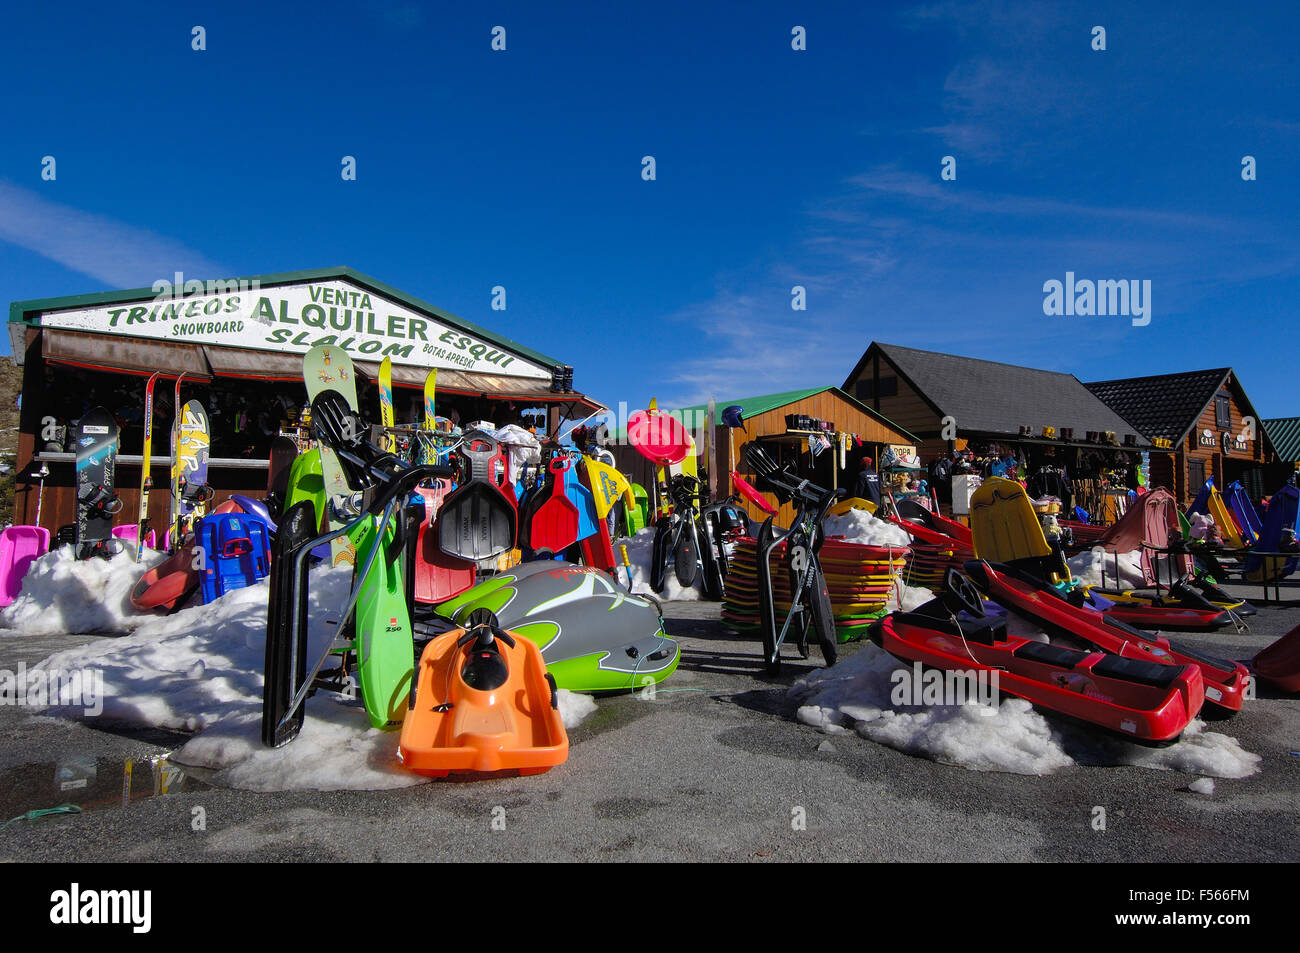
top-left (610, 386), bottom-right (918, 443)
top-left (7, 265), bottom-right (563, 371)
top-left (675, 386), bottom-right (829, 420)
top-left (1263, 417), bottom-right (1300, 464)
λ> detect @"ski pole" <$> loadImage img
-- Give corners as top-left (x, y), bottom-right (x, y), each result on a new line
top-left (34, 463), bottom-right (49, 526)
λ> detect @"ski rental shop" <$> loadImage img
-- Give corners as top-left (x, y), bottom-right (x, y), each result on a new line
top-left (6, 267), bottom-right (601, 538)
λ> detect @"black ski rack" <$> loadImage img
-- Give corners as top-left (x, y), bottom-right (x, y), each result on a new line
top-left (261, 389), bottom-right (457, 749)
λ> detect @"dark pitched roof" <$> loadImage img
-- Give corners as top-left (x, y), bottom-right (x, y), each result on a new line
top-left (847, 343), bottom-right (1149, 445)
top-left (1264, 418), bottom-right (1300, 464)
top-left (1084, 369), bottom-right (1231, 442)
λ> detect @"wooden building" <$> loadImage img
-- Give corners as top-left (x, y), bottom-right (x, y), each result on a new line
top-left (609, 386), bottom-right (918, 527)
top-left (843, 342), bottom-right (1149, 459)
top-left (1086, 369), bottom-right (1273, 506)
top-left (841, 343), bottom-right (1151, 520)
top-left (7, 267), bottom-right (599, 538)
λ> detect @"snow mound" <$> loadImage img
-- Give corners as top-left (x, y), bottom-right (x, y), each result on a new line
top-left (1108, 720), bottom-right (1260, 778)
top-left (32, 570), bottom-right (322, 732)
top-left (885, 580), bottom-right (935, 613)
top-left (790, 643), bottom-right (1261, 778)
top-left (32, 564), bottom-right (597, 790)
top-left (791, 644), bottom-right (1072, 776)
top-left (1, 544), bottom-right (168, 635)
top-left (1189, 777), bottom-right (1215, 795)
top-left (172, 707), bottom-right (421, 792)
top-left (824, 509), bottom-right (912, 548)
top-left (557, 689), bottom-right (598, 728)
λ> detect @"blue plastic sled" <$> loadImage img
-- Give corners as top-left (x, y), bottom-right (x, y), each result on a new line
top-left (197, 513), bottom-right (272, 604)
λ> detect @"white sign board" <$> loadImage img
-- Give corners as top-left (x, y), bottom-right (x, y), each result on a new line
top-left (36, 278), bottom-right (553, 380)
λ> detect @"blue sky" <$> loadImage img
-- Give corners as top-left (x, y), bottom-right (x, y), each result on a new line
top-left (2, 1), bottom-right (1297, 417)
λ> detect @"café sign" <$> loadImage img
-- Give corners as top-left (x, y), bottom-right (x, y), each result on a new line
top-left (1221, 431), bottom-right (1247, 455)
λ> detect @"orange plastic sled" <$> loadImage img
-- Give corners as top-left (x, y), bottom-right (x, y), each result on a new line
top-left (130, 544), bottom-right (201, 612)
top-left (398, 619), bottom-right (569, 778)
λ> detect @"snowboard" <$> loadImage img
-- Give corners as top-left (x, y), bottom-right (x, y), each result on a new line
top-left (135, 372), bottom-right (162, 561)
top-left (302, 345), bottom-right (359, 568)
top-left (171, 399), bottom-right (211, 547)
top-left (268, 435), bottom-right (298, 496)
top-left (75, 407), bottom-right (122, 560)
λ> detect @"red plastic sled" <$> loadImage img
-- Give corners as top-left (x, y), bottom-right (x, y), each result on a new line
top-left (628, 410), bottom-right (690, 466)
top-left (872, 606), bottom-right (1203, 744)
top-left (1254, 624), bottom-right (1300, 693)
top-left (731, 472), bottom-right (777, 516)
top-left (966, 560), bottom-right (1248, 713)
top-left (414, 483), bottom-right (476, 604)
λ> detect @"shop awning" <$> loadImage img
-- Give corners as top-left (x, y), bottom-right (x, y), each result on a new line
top-left (204, 345), bottom-right (304, 381)
top-left (43, 329), bottom-right (211, 378)
top-left (40, 331), bottom-right (601, 412)
top-left (353, 361), bottom-right (604, 412)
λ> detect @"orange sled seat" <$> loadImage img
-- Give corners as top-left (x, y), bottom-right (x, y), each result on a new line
top-left (398, 614), bottom-right (569, 778)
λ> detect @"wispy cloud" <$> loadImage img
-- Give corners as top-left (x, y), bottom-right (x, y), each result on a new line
top-left (0, 181), bottom-right (224, 287)
top-left (900, 1), bottom-right (1078, 158)
top-left (842, 167), bottom-right (1239, 231)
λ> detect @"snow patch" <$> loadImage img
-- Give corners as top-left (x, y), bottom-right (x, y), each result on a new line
top-left (824, 509), bottom-right (912, 548)
top-left (1189, 777), bottom-right (1215, 795)
top-left (885, 580), bottom-right (935, 613)
top-left (1067, 547), bottom-right (1151, 590)
top-left (172, 707), bottom-right (422, 792)
top-left (790, 643), bottom-right (1261, 778)
top-left (557, 689), bottom-right (597, 729)
top-left (616, 528), bottom-right (701, 601)
top-left (790, 644), bottom-right (1074, 776)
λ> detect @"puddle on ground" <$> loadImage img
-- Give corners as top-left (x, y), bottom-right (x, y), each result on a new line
top-left (0, 754), bottom-right (210, 826)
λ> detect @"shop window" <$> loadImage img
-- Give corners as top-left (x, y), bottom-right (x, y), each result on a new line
top-left (1215, 394), bottom-right (1231, 429)
top-left (1243, 468), bottom-right (1264, 501)
top-left (1188, 459), bottom-right (1206, 491)
top-left (856, 376), bottom-right (897, 400)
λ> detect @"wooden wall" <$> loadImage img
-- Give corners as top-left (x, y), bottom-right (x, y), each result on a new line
top-left (1173, 378), bottom-right (1265, 505)
top-left (843, 351), bottom-right (945, 457)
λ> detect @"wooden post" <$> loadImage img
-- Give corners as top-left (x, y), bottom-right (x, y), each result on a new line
top-left (706, 397), bottom-right (717, 501)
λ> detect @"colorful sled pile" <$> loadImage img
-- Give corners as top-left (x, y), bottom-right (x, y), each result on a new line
top-left (901, 539), bottom-right (971, 590)
top-left (722, 535), bottom-right (909, 642)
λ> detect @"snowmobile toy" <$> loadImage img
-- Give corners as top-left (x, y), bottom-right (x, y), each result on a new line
top-left (432, 560), bottom-right (680, 694)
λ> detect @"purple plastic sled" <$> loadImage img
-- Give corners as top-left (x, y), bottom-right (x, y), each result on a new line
top-left (0, 526), bottom-right (51, 607)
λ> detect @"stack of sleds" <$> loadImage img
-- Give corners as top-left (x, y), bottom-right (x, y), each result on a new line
top-left (722, 535), bottom-right (908, 642)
